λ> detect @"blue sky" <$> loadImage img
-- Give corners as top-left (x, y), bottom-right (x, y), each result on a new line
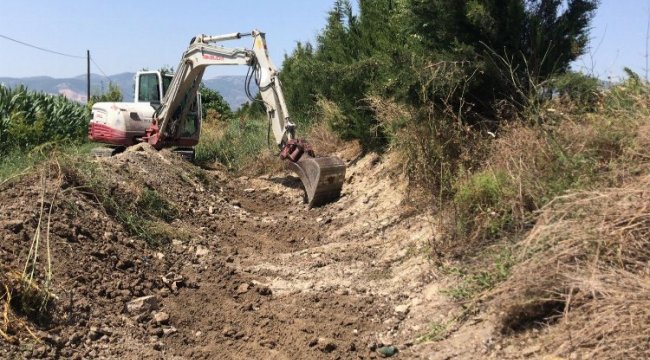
top-left (0, 0), bottom-right (647, 81)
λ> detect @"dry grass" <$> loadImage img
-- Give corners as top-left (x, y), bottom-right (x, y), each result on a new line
top-left (304, 121), bottom-right (346, 157)
top-left (367, 95), bottom-right (483, 201)
top-left (239, 148), bottom-right (286, 176)
top-left (239, 118), bottom-right (349, 176)
top-left (0, 269), bottom-right (48, 345)
top-left (489, 174), bottom-right (650, 358)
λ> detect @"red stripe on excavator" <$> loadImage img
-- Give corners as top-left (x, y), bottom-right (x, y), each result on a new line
top-left (88, 123), bottom-right (135, 146)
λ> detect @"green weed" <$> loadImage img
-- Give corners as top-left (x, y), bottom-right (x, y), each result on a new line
top-left (453, 170), bottom-right (515, 241)
top-left (136, 189), bottom-right (178, 222)
top-left (442, 247), bottom-right (515, 302)
top-left (416, 320), bottom-right (453, 343)
top-left (62, 159), bottom-right (177, 247)
top-left (195, 116), bottom-right (269, 170)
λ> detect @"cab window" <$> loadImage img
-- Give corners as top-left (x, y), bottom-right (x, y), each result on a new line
top-left (138, 73), bottom-right (160, 102)
top-left (162, 75), bottom-right (173, 98)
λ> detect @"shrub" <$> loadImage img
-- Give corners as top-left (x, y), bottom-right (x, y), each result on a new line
top-left (454, 170), bottom-right (515, 240)
top-left (199, 84), bottom-right (232, 120)
top-left (87, 82), bottom-right (123, 110)
top-left (550, 72), bottom-right (601, 112)
top-left (194, 115), bottom-right (268, 170)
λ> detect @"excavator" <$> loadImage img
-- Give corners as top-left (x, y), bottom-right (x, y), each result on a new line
top-left (88, 30), bottom-right (345, 207)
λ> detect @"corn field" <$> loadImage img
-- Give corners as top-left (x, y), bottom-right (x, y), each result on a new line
top-left (0, 85), bottom-right (89, 154)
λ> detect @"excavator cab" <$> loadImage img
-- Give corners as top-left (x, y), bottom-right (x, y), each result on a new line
top-left (135, 71), bottom-right (174, 108)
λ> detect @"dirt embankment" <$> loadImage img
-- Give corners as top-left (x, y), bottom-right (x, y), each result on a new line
top-left (6, 139), bottom-right (645, 359)
top-left (0, 145), bottom-right (449, 359)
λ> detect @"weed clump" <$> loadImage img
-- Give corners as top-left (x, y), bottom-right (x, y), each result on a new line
top-left (194, 116), bottom-right (268, 171)
top-left (1, 269), bottom-right (54, 344)
top-left (453, 170), bottom-right (514, 242)
top-left (61, 158), bottom-right (179, 247)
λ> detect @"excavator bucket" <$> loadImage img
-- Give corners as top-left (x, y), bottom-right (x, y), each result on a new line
top-left (287, 156), bottom-right (346, 207)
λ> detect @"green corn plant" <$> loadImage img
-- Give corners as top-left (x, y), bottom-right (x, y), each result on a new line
top-left (0, 85), bottom-right (89, 155)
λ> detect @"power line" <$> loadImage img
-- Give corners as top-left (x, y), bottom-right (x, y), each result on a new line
top-left (90, 56), bottom-right (111, 81)
top-left (0, 33), bottom-right (85, 59)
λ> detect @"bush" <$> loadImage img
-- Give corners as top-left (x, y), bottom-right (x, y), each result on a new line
top-left (550, 72), bottom-right (601, 112)
top-left (194, 116), bottom-right (268, 170)
top-left (87, 82), bottom-right (123, 110)
top-left (602, 68), bottom-right (650, 117)
top-left (454, 170), bottom-right (515, 240)
top-left (200, 84), bottom-right (232, 121)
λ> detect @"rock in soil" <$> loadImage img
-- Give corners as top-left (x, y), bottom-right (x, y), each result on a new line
top-left (126, 295), bottom-right (160, 314)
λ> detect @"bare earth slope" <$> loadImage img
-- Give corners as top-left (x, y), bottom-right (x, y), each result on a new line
top-left (0, 146), bottom-right (451, 359)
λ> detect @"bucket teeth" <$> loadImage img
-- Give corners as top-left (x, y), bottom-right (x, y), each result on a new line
top-left (287, 156), bottom-right (346, 207)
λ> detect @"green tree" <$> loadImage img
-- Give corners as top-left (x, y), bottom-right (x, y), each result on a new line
top-left (280, 0), bottom-right (598, 144)
top-left (87, 82), bottom-right (123, 109)
top-left (408, 0), bottom-right (598, 112)
top-left (234, 93), bottom-right (266, 119)
top-left (199, 84), bottom-right (232, 120)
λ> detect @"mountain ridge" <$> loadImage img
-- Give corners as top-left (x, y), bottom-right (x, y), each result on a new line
top-left (0, 73), bottom-right (250, 109)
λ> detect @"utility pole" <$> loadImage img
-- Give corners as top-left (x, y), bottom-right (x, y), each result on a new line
top-left (87, 50), bottom-right (90, 103)
top-left (646, 1), bottom-right (650, 82)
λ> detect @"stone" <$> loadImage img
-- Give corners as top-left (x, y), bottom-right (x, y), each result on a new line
top-left (162, 326), bottom-right (177, 336)
top-left (236, 283), bottom-right (250, 294)
top-left (195, 245), bottom-right (210, 257)
top-left (68, 332), bottom-right (83, 345)
top-left (522, 345), bottom-right (541, 356)
top-left (257, 286), bottom-right (272, 296)
top-left (126, 295), bottom-right (159, 314)
top-left (377, 345), bottom-right (398, 357)
top-left (259, 339), bottom-right (276, 349)
top-left (394, 304), bottom-right (410, 318)
top-left (2, 219), bottom-right (23, 233)
top-left (317, 337), bottom-right (337, 353)
top-left (148, 327), bottom-right (164, 337)
top-left (116, 259), bottom-right (134, 270)
top-left (222, 327), bottom-right (237, 337)
top-left (243, 188), bottom-right (255, 193)
top-left (154, 312), bottom-right (170, 325)
top-left (161, 273), bottom-right (184, 293)
top-left (88, 327), bottom-right (102, 341)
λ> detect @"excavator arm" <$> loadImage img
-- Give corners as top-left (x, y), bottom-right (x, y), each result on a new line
top-left (145, 30), bottom-right (345, 207)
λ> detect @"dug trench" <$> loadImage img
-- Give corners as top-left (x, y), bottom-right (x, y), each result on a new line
top-left (0, 144), bottom-right (451, 359)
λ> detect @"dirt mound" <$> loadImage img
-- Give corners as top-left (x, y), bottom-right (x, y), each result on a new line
top-left (0, 146), bottom-right (446, 359)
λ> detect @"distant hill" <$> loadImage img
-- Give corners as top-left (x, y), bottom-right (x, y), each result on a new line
top-left (0, 73), bottom-right (250, 109)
